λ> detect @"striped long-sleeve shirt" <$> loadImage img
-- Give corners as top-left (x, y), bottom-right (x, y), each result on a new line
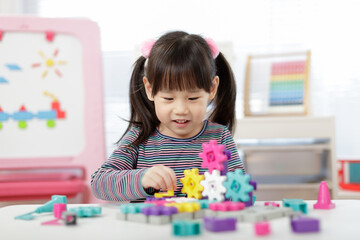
top-left (91, 120), bottom-right (245, 201)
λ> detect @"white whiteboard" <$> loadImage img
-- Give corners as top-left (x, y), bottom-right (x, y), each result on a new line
top-left (0, 32), bottom-right (85, 158)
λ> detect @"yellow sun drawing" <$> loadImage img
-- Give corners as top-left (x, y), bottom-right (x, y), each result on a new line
top-left (32, 49), bottom-right (67, 78)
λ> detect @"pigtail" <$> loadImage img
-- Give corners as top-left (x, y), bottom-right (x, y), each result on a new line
top-left (119, 56), bottom-right (159, 146)
top-left (209, 52), bottom-right (236, 133)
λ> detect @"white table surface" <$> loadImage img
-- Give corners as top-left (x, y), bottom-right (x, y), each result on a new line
top-left (0, 200), bottom-right (359, 240)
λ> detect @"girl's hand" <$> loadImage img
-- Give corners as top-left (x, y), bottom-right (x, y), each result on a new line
top-left (142, 165), bottom-right (177, 191)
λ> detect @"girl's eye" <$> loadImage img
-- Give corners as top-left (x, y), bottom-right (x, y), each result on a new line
top-left (189, 97), bottom-right (199, 101)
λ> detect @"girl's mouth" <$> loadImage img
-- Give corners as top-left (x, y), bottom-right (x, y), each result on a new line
top-left (173, 120), bottom-right (190, 128)
top-left (174, 120), bottom-right (189, 124)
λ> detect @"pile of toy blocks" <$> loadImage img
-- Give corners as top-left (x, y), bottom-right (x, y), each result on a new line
top-left (117, 140), bottom-right (332, 236)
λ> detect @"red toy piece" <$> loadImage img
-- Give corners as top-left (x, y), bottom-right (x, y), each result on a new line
top-left (338, 160), bottom-right (360, 191)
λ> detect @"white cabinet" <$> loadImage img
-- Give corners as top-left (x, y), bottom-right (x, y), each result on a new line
top-left (234, 116), bottom-right (338, 200)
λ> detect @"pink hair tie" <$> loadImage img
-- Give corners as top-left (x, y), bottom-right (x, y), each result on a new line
top-left (205, 38), bottom-right (219, 59)
top-left (141, 39), bottom-right (156, 58)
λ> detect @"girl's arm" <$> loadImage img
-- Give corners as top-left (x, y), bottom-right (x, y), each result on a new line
top-left (90, 128), bottom-right (152, 201)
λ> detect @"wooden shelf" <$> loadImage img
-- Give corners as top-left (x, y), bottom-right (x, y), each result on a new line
top-left (336, 189), bottom-right (360, 199)
top-left (234, 116), bottom-right (344, 199)
top-left (238, 143), bottom-right (331, 152)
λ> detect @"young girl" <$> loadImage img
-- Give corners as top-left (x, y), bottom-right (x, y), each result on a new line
top-left (91, 31), bottom-right (245, 201)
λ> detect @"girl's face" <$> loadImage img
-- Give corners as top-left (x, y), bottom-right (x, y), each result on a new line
top-left (144, 77), bottom-right (219, 139)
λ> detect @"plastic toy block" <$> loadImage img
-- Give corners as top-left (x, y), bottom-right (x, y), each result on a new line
top-left (203, 216), bottom-right (237, 232)
top-left (165, 202), bottom-right (201, 213)
top-left (209, 201), bottom-right (245, 211)
top-left (193, 209), bottom-right (205, 219)
top-left (41, 219), bottom-right (62, 226)
top-left (165, 203), bottom-right (186, 212)
top-left (171, 212), bottom-right (193, 221)
top-left (220, 151), bottom-right (230, 175)
top-left (253, 195), bottom-right (257, 205)
top-left (120, 203), bottom-right (154, 214)
top-left (203, 209), bottom-right (218, 218)
top-left (182, 202), bottom-right (201, 213)
top-left (200, 170), bottom-right (227, 202)
top-left (250, 180), bottom-right (257, 191)
top-left (265, 202), bottom-right (280, 207)
top-left (241, 206), bottom-right (295, 222)
top-left (15, 195), bottom-right (67, 220)
top-left (199, 140), bottom-right (228, 173)
top-left (243, 180), bottom-right (257, 207)
top-left (282, 207), bottom-right (300, 217)
top-left (240, 208), bottom-right (265, 222)
top-left (291, 216), bottom-right (320, 233)
top-left (172, 220), bottom-right (201, 236)
top-left (41, 202), bottom-right (68, 226)
top-left (314, 181), bottom-right (335, 209)
top-left (154, 189), bottom-right (174, 198)
top-left (148, 215), bottom-right (171, 225)
top-left (127, 213), bottom-right (148, 223)
top-left (223, 170), bottom-right (253, 202)
top-left (116, 212), bottom-right (127, 221)
top-left (180, 168), bottom-right (205, 199)
top-left (283, 199), bottom-right (308, 214)
top-left (62, 211), bottom-right (77, 225)
top-left (146, 196), bottom-right (166, 201)
top-left (144, 200), bottom-right (174, 206)
top-left (141, 206), bottom-right (178, 216)
top-left (68, 206), bottom-right (101, 217)
top-left (53, 203), bottom-right (67, 219)
top-left (216, 210), bottom-right (246, 221)
top-left (245, 192), bottom-right (258, 207)
top-left (37, 195), bottom-right (67, 213)
top-left (197, 199), bottom-right (216, 209)
top-left (254, 221), bottom-right (271, 236)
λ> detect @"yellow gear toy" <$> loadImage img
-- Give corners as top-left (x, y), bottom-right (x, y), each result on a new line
top-left (180, 168), bottom-right (205, 199)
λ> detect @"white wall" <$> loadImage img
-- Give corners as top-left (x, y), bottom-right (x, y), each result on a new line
top-left (2, 0), bottom-right (360, 159)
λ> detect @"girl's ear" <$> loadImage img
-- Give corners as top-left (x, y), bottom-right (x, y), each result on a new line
top-left (209, 76), bottom-right (219, 100)
top-left (143, 77), bottom-right (154, 101)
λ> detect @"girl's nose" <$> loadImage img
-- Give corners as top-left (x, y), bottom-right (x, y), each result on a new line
top-left (174, 100), bottom-right (189, 114)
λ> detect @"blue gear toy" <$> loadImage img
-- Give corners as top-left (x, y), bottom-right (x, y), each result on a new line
top-left (223, 169), bottom-right (254, 202)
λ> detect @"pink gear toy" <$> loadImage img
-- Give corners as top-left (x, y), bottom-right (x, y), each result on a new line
top-left (199, 140), bottom-right (228, 173)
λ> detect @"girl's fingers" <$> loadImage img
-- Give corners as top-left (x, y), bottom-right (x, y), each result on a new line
top-left (161, 170), bottom-right (175, 190)
top-left (153, 171), bottom-right (167, 190)
top-left (142, 165), bottom-right (177, 191)
top-left (163, 167), bottom-right (177, 190)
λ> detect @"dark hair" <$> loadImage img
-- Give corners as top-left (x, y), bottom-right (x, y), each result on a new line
top-left (120, 31), bottom-right (236, 146)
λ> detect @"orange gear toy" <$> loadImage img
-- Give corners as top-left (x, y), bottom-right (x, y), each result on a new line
top-left (180, 168), bottom-right (205, 199)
